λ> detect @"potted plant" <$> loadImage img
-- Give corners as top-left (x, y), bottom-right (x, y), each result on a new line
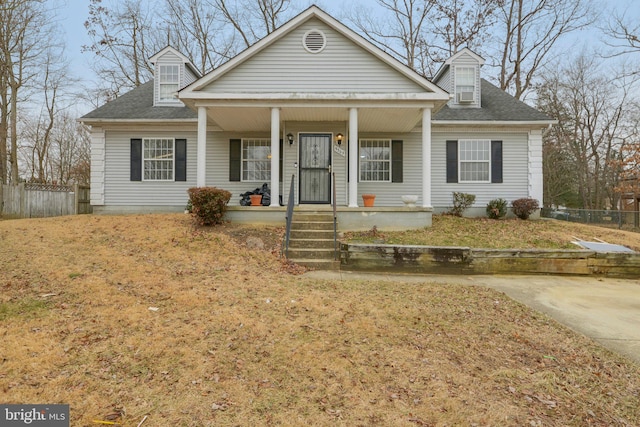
top-left (250, 194), bottom-right (263, 206)
top-left (362, 194), bottom-right (375, 207)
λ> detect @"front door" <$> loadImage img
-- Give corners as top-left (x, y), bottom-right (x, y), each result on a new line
top-left (299, 133), bottom-right (331, 204)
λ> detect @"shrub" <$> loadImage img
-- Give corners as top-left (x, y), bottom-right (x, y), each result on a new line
top-left (486, 198), bottom-right (507, 219)
top-left (511, 197), bottom-right (540, 220)
top-left (187, 187), bottom-right (232, 226)
top-left (449, 192), bottom-right (476, 217)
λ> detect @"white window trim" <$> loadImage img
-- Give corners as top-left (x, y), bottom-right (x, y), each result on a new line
top-left (359, 138), bottom-right (392, 182)
top-left (241, 138), bottom-right (271, 182)
top-left (455, 66), bottom-right (476, 104)
top-left (158, 64), bottom-right (181, 103)
top-left (143, 137), bottom-right (175, 181)
top-left (458, 139), bottom-right (491, 183)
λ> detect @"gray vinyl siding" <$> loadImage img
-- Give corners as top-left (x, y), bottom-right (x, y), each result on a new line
top-left (431, 131), bottom-right (530, 210)
top-left (203, 18), bottom-right (425, 94)
top-left (104, 131), bottom-right (197, 206)
top-left (184, 67), bottom-right (198, 86)
top-left (357, 132), bottom-right (423, 207)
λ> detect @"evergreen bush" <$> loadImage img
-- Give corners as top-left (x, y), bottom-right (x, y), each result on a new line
top-left (450, 192), bottom-right (476, 217)
top-left (511, 197), bottom-right (539, 220)
top-left (187, 187), bottom-right (232, 226)
top-left (486, 198), bottom-right (508, 219)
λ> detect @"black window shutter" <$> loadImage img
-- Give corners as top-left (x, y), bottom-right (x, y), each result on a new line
top-left (391, 140), bottom-right (403, 182)
top-left (175, 139), bottom-right (187, 181)
top-left (229, 139), bottom-right (241, 182)
top-left (130, 139), bottom-right (142, 181)
top-left (491, 140), bottom-right (503, 183)
top-left (446, 140), bottom-right (458, 183)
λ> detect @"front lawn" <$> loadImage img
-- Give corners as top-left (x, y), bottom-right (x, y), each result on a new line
top-left (345, 214), bottom-right (640, 251)
top-left (0, 214), bottom-right (638, 426)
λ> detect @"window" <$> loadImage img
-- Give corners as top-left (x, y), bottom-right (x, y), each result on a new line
top-left (159, 65), bottom-right (179, 101)
top-left (143, 138), bottom-right (174, 180)
top-left (455, 66), bottom-right (475, 103)
top-left (242, 138), bottom-right (271, 181)
top-left (459, 139), bottom-right (490, 182)
top-left (360, 139), bottom-right (391, 182)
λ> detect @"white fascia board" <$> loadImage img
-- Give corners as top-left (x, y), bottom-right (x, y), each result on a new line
top-left (180, 6), bottom-right (448, 98)
top-left (432, 120), bottom-right (557, 128)
top-left (78, 118), bottom-right (198, 126)
top-left (186, 92), bottom-right (449, 102)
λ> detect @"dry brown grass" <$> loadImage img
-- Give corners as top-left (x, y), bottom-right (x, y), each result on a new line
top-left (346, 214), bottom-right (640, 251)
top-left (1, 213), bottom-right (639, 426)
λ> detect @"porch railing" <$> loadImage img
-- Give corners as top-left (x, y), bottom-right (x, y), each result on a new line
top-left (332, 172), bottom-right (338, 260)
top-left (283, 174), bottom-right (295, 258)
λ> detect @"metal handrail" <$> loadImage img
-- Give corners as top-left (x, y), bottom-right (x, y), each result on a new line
top-left (332, 172), bottom-right (338, 261)
top-left (283, 174), bottom-right (295, 258)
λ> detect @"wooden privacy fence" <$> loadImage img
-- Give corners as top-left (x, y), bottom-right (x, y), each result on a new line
top-left (1, 183), bottom-right (92, 218)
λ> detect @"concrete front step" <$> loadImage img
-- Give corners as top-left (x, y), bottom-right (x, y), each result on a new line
top-left (290, 229), bottom-right (335, 239)
top-left (291, 213), bottom-right (335, 222)
top-left (288, 238), bottom-right (337, 249)
top-left (291, 258), bottom-right (341, 270)
top-left (291, 221), bottom-right (335, 231)
top-left (287, 247), bottom-right (337, 260)
top-left (287, 210), bottom-right (339, 270)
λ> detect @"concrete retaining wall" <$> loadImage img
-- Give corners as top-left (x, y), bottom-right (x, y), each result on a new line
top-left (340, 243), bottom-right (640, 278)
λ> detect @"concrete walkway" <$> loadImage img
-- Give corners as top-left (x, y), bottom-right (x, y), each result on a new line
top-left (304, 271), bottom-right (640, 365)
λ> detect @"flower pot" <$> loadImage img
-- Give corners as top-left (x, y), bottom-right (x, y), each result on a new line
top-left (362, 194), bottom-right (375, 207)
top-left (250, 194), bottom-right (263, 206)
top-left (401, 195), bottom-right (418, 207)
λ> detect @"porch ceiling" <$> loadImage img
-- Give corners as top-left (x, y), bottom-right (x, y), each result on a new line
top-left (205, 106), bottom-right (423, 133)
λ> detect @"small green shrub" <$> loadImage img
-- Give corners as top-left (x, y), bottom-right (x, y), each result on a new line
top-left (187, 187), bottom-right (232, 226)
top-left (450, 192), bottom-right (476, 217)
top-left (511, 197), bottom-right (539, 220)
top-left (486, 198), bottom-right (507, 219)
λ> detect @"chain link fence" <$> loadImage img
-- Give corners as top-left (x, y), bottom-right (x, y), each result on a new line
top-left (541, 208), bottom-right (640, 232)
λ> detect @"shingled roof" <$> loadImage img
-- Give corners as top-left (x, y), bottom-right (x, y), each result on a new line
top-left (80, 80), bottom-right (197, 121)
top-left (433, 79), bottom-right (552, 122)
top-left (81, 77), bottom-right (550, 124)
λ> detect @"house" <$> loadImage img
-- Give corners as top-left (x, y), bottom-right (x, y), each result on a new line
top-left (79, 5), bottom-right (553, 231)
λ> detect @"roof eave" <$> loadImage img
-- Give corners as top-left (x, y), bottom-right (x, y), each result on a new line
top-left (432, 119), bottom-right (557, 127)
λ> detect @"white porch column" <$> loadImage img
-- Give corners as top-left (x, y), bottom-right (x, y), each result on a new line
top-left (270, 107), bottom-right (280, 207)
top-left (348, 107), bottom-right (359, 207)
top-left (528, 129), bottom-right (544, 202)
top-left (197, 106), bottom-right (207, 187)
top-left (422, 108), bottom-right (432, 208)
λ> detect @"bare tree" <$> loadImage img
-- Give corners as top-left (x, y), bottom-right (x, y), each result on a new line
top-left (347, 0), bottom-right (436, 76)
top-left (0, 0), bottom-right (56, 191)
top-left (346, 0), bottom-right (500, 77)
top-left (427, 0), bottom-right (502, 64)
top-left (163, 0), bottom-right (235, 74)
top-left (83, 0), bottom-right (163, 98)
top-left (537, 56), bottom-right (637, 210)
top-left (494, 0), bottom-right (595, 100)
top-left (214, 0), bottom-right (297, 49)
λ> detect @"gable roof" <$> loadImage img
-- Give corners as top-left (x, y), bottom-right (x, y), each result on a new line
top-left (180, 5), bottom-right (448, 99)
top-left (432, 47), bottom-right (484, 84)
top-left (149, 45), bottom-right (202, 78)
top-left (433, 79), bottom-right (553, 123)
top-left (79, 81), bottom-right (197, 123)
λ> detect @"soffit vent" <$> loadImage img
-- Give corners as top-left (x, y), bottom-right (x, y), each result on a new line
top-left (303, 29), bottom-right (326, 53)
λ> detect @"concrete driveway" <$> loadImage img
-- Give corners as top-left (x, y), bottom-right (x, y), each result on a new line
top-left (304, 271), bottom-right (640, 364)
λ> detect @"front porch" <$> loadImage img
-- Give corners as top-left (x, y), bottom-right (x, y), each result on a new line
top-left (225, 204), bottom-right (432, 231)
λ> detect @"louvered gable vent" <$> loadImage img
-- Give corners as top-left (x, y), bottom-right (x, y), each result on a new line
top-left (303, 29), bottom-right (326, 53)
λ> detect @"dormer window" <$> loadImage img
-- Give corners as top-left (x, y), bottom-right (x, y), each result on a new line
top-left (159, 65), bottom-right (180, 102)
top-left (455, 66), bottom-right (475, 104)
